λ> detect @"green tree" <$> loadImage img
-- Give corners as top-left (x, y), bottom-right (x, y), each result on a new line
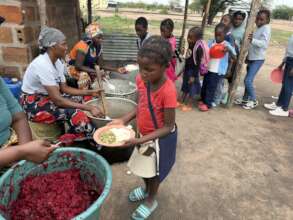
top-left (169, 0), bottom-right (181, 9)
top-left (192, 0), bottom-right (246, 24)
top-left (273, 5), bottom-right (293, 20)
top-left (189, 0), bottom-right (202, 12)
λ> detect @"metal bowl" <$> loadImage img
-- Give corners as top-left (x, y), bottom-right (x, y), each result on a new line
top-left (102, 79), bottom-right (137, 102)
top-left (85, 97), bottom-right (137, 129)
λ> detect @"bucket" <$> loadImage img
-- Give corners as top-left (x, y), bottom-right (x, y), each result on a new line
top-left (3, 77), bottom-right (22, 99)
top-left (0, 148), bottom-right (112, 220)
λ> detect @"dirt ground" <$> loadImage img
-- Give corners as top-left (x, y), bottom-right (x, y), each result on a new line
top-left (98, 44), bottom-right (293, 220)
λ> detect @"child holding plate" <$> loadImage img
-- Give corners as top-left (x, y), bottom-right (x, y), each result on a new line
top-left (109, 36), bottom-right (177, 220)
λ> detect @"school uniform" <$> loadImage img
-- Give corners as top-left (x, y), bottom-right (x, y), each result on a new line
top-left (201, 40), bottom-right (236, 108)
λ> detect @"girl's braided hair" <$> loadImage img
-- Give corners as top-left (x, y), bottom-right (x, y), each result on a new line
top-left (138, 35), bottom-right (172, 67)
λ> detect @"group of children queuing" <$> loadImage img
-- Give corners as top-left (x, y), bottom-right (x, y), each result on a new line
top-left (102, 10), bottom-right (272, 219)
top-left (134, 8), bottom-right (272, 113)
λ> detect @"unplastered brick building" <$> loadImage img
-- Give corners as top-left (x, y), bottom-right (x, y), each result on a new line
top-left (0, 0), bottom-right (82, 78)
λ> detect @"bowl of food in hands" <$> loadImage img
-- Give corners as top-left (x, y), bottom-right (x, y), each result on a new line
top-left (93, 125), bottom-right (135, 147)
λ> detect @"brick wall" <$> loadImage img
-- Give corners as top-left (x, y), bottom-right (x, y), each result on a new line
top-left (0, 0), bottom-right (41, 78)
top-left (0, 0), bottom-right (81, 79)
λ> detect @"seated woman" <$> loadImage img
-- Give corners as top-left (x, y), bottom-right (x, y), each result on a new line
top-left (0, 77), bottom-right (32, 147)
top-left (0, 77), bottom-right (55, 168)
top-left (68, 23), bottom-right (126, 89)
top-left (21, 27), bottom-right (103, 143)
top-left (0, 17), bottom-right (56, 167)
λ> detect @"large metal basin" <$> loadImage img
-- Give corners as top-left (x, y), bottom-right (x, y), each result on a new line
top-left (103, 79), bottom-right (137, 102)
top-left (85, 97), bottom-right (137, 129)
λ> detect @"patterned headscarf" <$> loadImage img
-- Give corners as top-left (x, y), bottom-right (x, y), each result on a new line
top-left (85, 23), bottom-right (103, 39)
top-left (38, 26), bottom-right (66, 49)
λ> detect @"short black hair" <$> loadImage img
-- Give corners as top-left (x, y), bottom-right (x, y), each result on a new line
top-left (0, 16), bottom-right (5, 25)
top-left (135, 17), bottom-right (148, 29)
top-left (189, 26), bottom-right (203, 39)
top-left (258, 9), bottom-right (271, 23)
top-left (215, 23), bottom-right (227, 34)
top-left (233, 10), bottom-right (246, 20)
top-left (160, 18), bottom-right (174, 32)
top-left (138, 35), bottom-right (172, 67)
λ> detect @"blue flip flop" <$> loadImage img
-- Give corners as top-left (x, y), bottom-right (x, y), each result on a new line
top-left (131, 200), bottom-right (158, 220)
top-left (129, 187), bottom-right (148, 202)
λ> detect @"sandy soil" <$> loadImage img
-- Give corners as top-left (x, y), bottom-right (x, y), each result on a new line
top-left (98, 44), bottom-right (293, 220)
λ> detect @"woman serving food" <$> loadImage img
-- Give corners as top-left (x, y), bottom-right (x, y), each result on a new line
top-left (21, 26), bottom-right (103, 143)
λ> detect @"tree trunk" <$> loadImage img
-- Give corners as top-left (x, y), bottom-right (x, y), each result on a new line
top-left (227, 0), bottom-right (262, 107)
top-left (87, 0), bottom-right (92, 24)
top-left (201, 0), bottom-right (212, 34)
top-left (180, 0), bottom-right (189, 51)
top-left (207, 13), bottom-right (215, 25)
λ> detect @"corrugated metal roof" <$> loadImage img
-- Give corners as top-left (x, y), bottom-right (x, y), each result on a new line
top-left (102, 34), bottom-right (180, 61)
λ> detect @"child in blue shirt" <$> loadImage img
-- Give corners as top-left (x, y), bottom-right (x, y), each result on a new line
top-left (214, 14), bottom-right (236, 106)
top-left (199, 23), bottom-right (236, 111)
top-left (235, 9), bottom-right (271, 109)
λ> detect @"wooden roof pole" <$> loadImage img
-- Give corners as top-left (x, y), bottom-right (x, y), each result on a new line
top-left (75, 0), bottom-right (82, 39)
top-left (227, 0), bottom-right (262, 107)
top-left (87, 0), bottom-right (92, 24)
top-left (201, 0), bottom-right (212, 34)
top-left (179, 0), bottom-right (189, 51)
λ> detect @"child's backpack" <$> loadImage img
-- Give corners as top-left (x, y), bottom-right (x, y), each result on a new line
top-left (193, 40), bottom-right (210, 76)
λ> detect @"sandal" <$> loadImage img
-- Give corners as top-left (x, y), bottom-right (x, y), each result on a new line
top-left (131, 200), bottom-right (158, 220)
top-left (129, 187), bottom-right (148, 202)
top-left (199, 103), bottom-right (209, 112)
top-left (181, 105), bottom-right (192, 112)
top-left (176, 102), bottom-right (183, 108)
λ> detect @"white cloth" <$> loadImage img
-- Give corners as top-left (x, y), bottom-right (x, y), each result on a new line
top-left (22, 53), bottom-right (66, 95)
top-left (248, 24), bottom-right (271, 61)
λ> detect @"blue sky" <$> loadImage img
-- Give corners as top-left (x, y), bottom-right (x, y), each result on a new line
top-left (119, 0), bottom-right (293, 8)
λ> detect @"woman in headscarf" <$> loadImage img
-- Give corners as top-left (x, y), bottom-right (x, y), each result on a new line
top-left (21, 26), bottom-right (103, 143)
top-left (0, 18), bottom-right (55, 167)
top-left (68, 22), bottom-right (126, 89)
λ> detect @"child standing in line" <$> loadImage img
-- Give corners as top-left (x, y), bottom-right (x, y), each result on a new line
top-left (264, 34), bottom-right (293, 117)
top-left (199, 23), bottom-right (236, 111)
top-left (214, 14), bottom-right (236, 106)
top-left (160, 18), bottom-right (177, 82)
top-left (109, 36), bottom-right (177, 220)
top-left (231, 10), bottom-right (248, 52)
top-left (135, 17), bottom-right (151, 49)
top-left (179, 27), bottom-right (209, 111)
top-left (220, 14), bottom-right (234, 46)
top-left (235, 9), bottom-right (271, 110)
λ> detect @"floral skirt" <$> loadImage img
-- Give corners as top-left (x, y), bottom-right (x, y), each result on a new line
top-left (67, 65), bottom-right (92, 90)
top-left (20, 93), bottom-right (95, 143)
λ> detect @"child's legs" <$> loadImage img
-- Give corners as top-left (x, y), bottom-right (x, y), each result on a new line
top-left (214, 78), bottom-right (224, 105)
top-left (201, 74), bottom-right (209, 101)
top-left (204, 73), bottom-right (221, 107)
top-left (244, 60), bottom-right (264, 101)
top-left (145, 176), bottom-right (160, 204)
top-left (181, 70), bottom-right (191, 103)
top-left (181, 93), bottom-right (188, 103)
top-left (277, 61), bottom-right (293, 111)
top-left (143, 178), bottom-right (149, 193)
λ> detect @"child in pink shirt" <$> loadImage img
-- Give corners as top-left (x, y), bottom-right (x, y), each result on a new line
top-left (161, 19), bottom-right (177, 82)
